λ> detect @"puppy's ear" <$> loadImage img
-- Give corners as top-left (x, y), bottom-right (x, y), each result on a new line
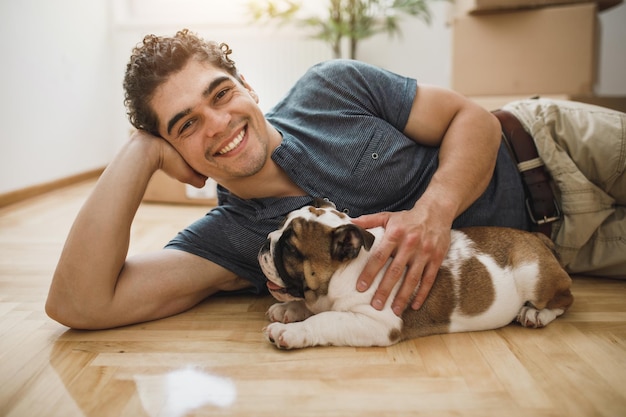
top-left (312, 197), bottom-right (336, 209)
top-left (331, 224), bottom-right (376, 261)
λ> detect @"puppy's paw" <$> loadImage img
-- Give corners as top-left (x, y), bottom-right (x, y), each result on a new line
top-left (517, 305), bottom-right (563, 328)
top-left (266, 301), bottom-right (313, 323)
top-left (264, 323), bottom-right (308, 349)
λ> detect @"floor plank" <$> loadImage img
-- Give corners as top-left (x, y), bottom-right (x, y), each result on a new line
top-left (1, 179), bottom-right (625, 417)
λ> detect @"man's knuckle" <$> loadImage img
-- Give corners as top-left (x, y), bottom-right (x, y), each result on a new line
top-left (407, 273), bottom-right (422, 285)
top-left (371, 249), bottom-right (387, 263)
top-left (386, 228), bottom-right (404, 242)
top-left (404, 233), bottom-right (420, 247)
top-left (376, 287), bottom-right (391, 298)
top-left (388, 264), bottom-right (405, 278)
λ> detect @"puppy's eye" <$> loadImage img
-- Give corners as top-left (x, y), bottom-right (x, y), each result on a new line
top-left (284, 241), bottom-right (301, 258)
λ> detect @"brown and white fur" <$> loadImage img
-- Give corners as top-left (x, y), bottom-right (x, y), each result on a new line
top-left (258, 200), bottom-right (573, 349)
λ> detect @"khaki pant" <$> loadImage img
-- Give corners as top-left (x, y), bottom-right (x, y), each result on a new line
top-left (503, 98), bottom-right (626, 278)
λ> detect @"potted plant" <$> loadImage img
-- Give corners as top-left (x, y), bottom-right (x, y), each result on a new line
top-left (249, 0), bottom-right (439, 59)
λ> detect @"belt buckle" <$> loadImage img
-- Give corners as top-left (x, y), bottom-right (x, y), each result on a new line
top-left (525, 198), bottom-right (561, 225)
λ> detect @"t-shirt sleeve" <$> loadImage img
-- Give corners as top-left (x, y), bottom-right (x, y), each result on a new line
top-left (164, 192), bottom-right (314, 294)
top-left (164, 206), bottom-right (270, 294)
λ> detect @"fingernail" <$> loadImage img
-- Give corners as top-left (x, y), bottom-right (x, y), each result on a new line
top-left (357, 281), bottom-right (368, 291)
top-left (372, 299), bottom-right (383, 310)
top-left (392, 306), bottom-right (403, 316)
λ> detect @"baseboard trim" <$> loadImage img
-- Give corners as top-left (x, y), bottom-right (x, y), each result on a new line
top-left (0, 167), bottom-right (105, 208)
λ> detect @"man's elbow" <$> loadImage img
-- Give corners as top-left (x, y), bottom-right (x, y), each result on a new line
top-left (46, 296), bottom-right (83, 329)
top-left (45, 290), bottom-right (110, 330)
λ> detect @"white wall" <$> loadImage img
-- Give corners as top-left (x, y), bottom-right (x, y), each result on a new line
top-left (0, 0), bottom-right (116, 195)
top-left (1, 0), bottom-right (625, 195)
top-left (358, 1), bottom-right (452, 86)
top-left (595, 1), bottom-right (626, 95)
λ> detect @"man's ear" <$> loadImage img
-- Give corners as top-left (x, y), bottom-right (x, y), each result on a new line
top-left (331, 224), bottom-right (376, 262)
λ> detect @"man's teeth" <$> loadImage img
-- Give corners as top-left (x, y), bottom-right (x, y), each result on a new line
top-left (217, 129), bottom-right (245, 155)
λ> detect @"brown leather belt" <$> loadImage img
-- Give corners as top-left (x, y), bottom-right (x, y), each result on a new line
top-left (492, 109), bottom-right (560, 238)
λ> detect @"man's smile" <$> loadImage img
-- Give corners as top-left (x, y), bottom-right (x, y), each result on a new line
top-left (216, 127), bottom-right (246, 156)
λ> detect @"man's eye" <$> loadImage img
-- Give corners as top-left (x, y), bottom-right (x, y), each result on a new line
top-left (215, 88), bottom-right (231, 101)
top-left (179, 119), bottom-right (196, 134)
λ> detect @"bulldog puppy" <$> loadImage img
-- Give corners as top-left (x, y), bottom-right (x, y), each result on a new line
top-left (258, 200), bottom-right (573, 349)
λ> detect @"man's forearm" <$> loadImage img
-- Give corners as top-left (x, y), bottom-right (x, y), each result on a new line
top-left (419, 105), bottom-right (501, 222)
top-left (46, 136), bottom-right (161, 326)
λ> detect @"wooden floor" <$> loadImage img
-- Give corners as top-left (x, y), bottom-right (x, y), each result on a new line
top-left (1, 179), bottom-right (625, 417)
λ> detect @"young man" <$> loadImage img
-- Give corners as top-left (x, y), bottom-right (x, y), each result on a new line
top-left (46, 29), bottom-right (625, 330)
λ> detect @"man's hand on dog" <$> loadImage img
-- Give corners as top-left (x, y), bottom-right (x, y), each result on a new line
top-left (352, 208), bottom-right (451, 316)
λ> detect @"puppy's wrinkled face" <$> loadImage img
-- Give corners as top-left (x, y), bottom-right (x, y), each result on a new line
top-left (258, 201), bottom-right (374, 304)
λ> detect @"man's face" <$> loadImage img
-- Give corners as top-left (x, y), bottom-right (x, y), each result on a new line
top-left (150, 59), bottom-right (273, 183)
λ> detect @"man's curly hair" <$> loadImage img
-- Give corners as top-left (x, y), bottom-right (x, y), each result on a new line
top-left (123, 29), bottom-right (240, 136)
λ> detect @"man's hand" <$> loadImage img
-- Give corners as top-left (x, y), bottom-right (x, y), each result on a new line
top-left (351, 87), bottom-right (501, 316)
top-left (352, 208), bottom-right (451, 316)
top-left (131, 130), bottom-right (208, 189)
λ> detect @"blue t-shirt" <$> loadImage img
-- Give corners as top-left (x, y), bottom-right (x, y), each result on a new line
top-left (166, 60), bottom-right (529, 292)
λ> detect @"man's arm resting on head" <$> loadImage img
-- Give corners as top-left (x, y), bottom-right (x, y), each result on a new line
top-left (354, 85), bottom-right (502, 315)
top-left (45, 131), bottom-right (249, 329)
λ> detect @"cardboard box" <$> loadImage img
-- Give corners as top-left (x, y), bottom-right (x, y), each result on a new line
top-left (453, 0), bottom-right (622, 15)
top-left (451, 3), bottom-right (597, 96)
top-left (468, 94), bottom-right (626, 113)
top-left (143, 170), bottom-right (218, 206)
